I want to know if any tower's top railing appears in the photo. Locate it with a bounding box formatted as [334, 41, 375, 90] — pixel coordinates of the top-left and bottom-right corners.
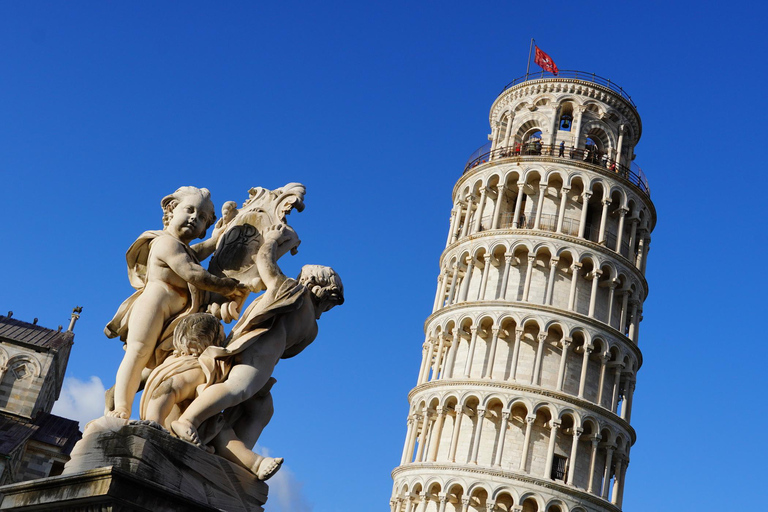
[500, 70, 636, 108]
[463, 141, 650, 196]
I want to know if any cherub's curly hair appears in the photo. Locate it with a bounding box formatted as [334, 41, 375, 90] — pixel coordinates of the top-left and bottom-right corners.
[160, 186, 217, 231]
[172, 313, 224, 357]
[297, 265, 344, 306]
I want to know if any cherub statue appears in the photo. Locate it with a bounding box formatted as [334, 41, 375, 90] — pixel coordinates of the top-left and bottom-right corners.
[104, 186, 246, 419]
[170, 224, 344, 456]
[140, 312, 225, 429]
[138, 312, 284, 480]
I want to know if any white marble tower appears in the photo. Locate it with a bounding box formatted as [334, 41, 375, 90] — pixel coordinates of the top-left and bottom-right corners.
[391, 71, 655, 512]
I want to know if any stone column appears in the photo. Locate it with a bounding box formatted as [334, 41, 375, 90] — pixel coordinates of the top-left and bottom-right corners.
[627, 301, 639, 341]
[444, 333, 460, 379]
[478, 254, 492, 300]
[436, 494, 448, 512]
[596, 353, 610, 407]
[635, 235, 646, 269]
[617, 458, 629, 506]
[414, 412, 431, 462]
[491, 185, 505, 229]
[577, 191, 592, 239]
[641, 239, 651, 274]
[449, 204, 461, 245]
[601, 445, 616, 499]
[587, 436, 601, 493]
[622, 379, 636, 421]
[417, 493, 428, 512]
[556, 337, 572, 391]
[533, 184, 547, 230]
[432, 335, 447, 380]
[615, 208, 628, 253]
[493, 411, 510, 467]
[499, 254, 513, 299]
[448, 406, 464, 462]
[404, 496, 415, 512]
[543, 420, 561, 479]
[567, 427, 583, 485]
[509, 328, 524, 381]
[446, 263, 460, 305]
[511, 182, 525, 228]
[463, 327, 479, 378]
[390, 499, 398, 512]
[610, 366, 624, 413]
[460, 195, 474, 238]
[519, 415, 536, 472]
[485, 328, 500, 379]
[474, 187, 488, 232]
[567, 263, 582, 311]
[587, 269, 603, 318]
[627, 217, 639, 261]
[470, 407, 486, 464]
[485, 500, 496, 512]
[578, 344, 594, 399]
[416, 340, 431, 384]
[531, 332, 548, 386]
[615, 124, 625, 168]
[597, 199, 611, 244]
[427, 407, 446, 462]
[606, 281, 617, 327]
[503, 113, 514, 147]
[401, 415, 416, 464]
[572, 105, 586, 148]
[446, 205, 458, 245]
[459, 256, 475, 303]
[460, 497, 470, 512]
[521, 255, 536, 302]
[556, 186, 570, 233]
[433, 270, 448, 312]
[544, 257, 559, 305]
[619, 291, 630, 333]
[611, 457, 625, 504]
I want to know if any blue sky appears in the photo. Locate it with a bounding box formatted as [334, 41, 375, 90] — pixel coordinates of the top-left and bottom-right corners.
[1, 2, 766, 511]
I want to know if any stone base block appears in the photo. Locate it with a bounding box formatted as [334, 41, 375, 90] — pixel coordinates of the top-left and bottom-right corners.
[0, 417, 268, 511]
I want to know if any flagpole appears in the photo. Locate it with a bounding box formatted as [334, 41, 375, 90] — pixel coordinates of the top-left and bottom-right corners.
[525, 38, 534, 80]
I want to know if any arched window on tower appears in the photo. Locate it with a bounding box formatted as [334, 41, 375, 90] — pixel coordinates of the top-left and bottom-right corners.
[559, 103, 573, 131]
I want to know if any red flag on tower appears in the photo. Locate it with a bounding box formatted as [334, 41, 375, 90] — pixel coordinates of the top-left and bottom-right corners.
[534, 45, 558, 75]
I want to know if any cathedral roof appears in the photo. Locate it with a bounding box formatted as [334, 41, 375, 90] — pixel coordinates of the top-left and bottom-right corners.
[0, 413, 81, 456]
[0, 315, 74, 351]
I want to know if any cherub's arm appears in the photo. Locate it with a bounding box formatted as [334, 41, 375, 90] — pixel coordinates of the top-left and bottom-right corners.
[156, 236, 241, 296]
[256, 225, 299, 291]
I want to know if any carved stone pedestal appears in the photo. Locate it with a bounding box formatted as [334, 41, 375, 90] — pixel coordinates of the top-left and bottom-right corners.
[0, 417, 268, 511]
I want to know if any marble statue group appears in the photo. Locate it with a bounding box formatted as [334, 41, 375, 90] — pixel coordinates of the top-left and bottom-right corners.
[102, 183, 344, 481]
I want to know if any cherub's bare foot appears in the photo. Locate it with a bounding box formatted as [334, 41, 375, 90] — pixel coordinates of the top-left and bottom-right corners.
[171, 419, 202, 446]
[253, 456, 283, 481]
[107, 407, 130, 419]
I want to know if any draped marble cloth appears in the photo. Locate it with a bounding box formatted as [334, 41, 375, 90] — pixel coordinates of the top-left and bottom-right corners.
[103, 230, 211, 369]
[195, 276, 308, 444]
[137, 275, 307, 441]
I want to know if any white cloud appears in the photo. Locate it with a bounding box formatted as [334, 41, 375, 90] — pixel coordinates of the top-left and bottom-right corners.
[256, 445, 312, 512]
[52, 376, 106, 428]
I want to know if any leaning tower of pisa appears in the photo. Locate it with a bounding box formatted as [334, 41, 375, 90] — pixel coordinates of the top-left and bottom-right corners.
[390, 71, 655, 512]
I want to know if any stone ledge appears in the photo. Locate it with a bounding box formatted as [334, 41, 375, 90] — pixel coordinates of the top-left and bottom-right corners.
[0, 417, 267, 511]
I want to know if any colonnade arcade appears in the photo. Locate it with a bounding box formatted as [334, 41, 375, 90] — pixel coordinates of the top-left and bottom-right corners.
[446, 167, 652, 270]
[414, 314, 638, 418]
[393, 392, 630, 511]
[434, 242, 645, 342]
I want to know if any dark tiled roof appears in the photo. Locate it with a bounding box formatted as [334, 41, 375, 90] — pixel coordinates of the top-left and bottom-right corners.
[0, 415, 35, 454]
[30, 413, 81, 454]
[0, 316, 73, 351]
[0, 413, 81, 456]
